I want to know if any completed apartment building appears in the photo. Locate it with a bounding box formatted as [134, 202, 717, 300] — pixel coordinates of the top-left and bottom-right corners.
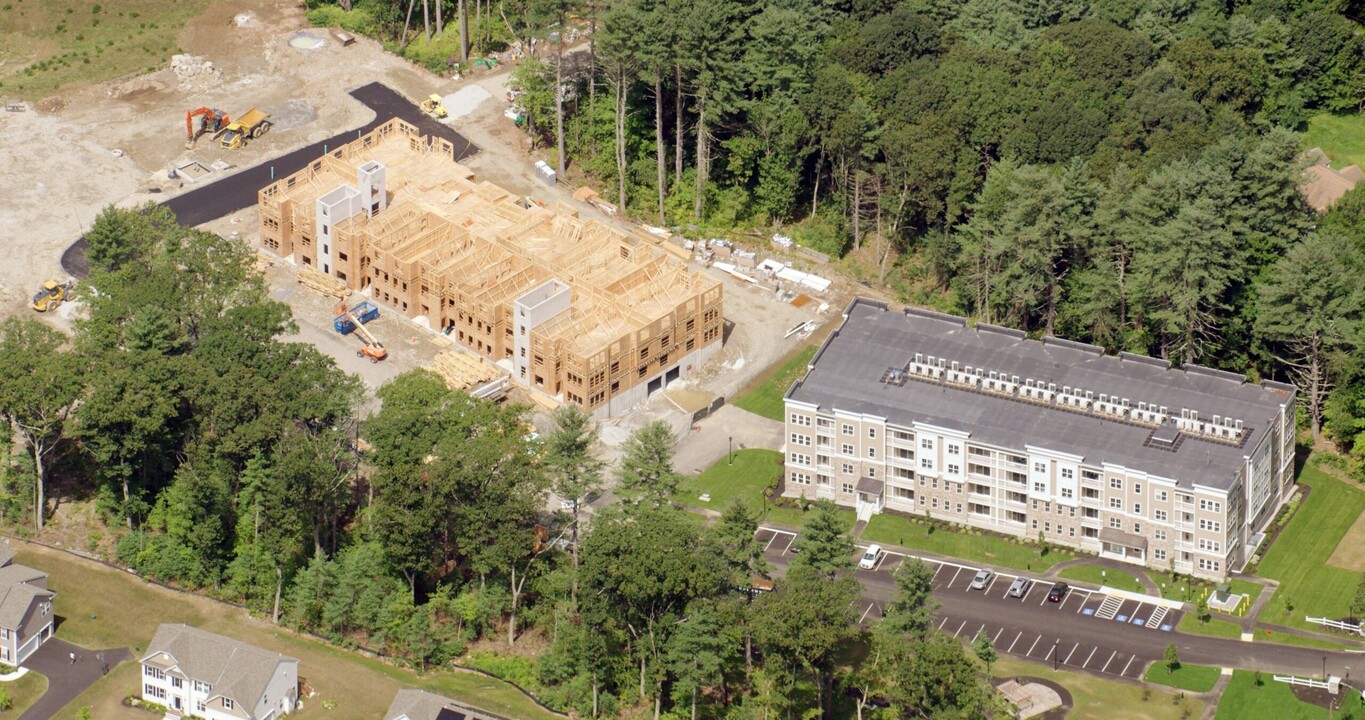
[782, 299, 1296, 581]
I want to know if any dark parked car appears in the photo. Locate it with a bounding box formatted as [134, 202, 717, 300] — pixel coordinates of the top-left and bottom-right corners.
[1047, 582, 1070, 602]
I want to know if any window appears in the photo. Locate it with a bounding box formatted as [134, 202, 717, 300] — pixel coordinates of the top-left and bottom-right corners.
[1133, 523, 1141, 533]
[842, 423, 855, 436]
[947, 463, 960, 474]
[921, 458, 932, 469]
[144, 685, 167, 700]
[1198, 558, 1221, 572]
[841, 443, 855, 456]
[922, 438, 934, 450]
[948, 444, 960, 455]
[1155, 509, 1168, 522]
[1060, 488, 1074, 499]
[1034, 462, 1047, 473]
[1034, 482, 1046, 494]
[1045, 522, 1052, 533]
[223, 698, 235, 710]
[1133, 483, 1142, 495]
[0, 629, 7, 640]
[868, 447, 877, 459]
[932, 479, 939, 489]
[197, 701, 206, 713]
[868, 427, 877, 439]
[789, 453, 811, 466]
[1155, 529, 1167, 541]
[932, 498, 939, 509]
[1109, 478, 1123, 490]
[1031, 519, 1038, 529]
[1109, 518, 1122, 529]
[1157, 490, 1168, 502]
[1061, 468, 1074, 480]
[1199, 519, 1222, 532]
[841, 483, 854, 494]
[818, 475, 832, 486]
[790, 473, 811, 486]
[172, 677, 183, 689]
[790, 414, 811, 427]
[790, 433, 811, 446]
[841, 463, 855, 475]
[1154, 549, 1167, 561]
[1109, 498, 1122, 509]
[867, 467, 877, 478]
[194, 681, 210, 693]
[1200, 499, 1223, 513]
[1199, 539, 1221, 553]
[1069, 527, 1077, 537]
[1133, 503, 1142, 514]
[894, 487, 914, 500]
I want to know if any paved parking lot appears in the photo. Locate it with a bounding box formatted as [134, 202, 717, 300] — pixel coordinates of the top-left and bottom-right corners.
[758, 527, 1180, 681]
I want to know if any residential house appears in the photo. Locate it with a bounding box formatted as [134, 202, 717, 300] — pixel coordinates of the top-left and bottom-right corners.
[782, 298, 1297, 581]
[385, 689, 506, 720]
[0, 544, 54, 666]
[141, 624, 298, 720]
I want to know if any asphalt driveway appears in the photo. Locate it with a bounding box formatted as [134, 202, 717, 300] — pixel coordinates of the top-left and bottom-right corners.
[20, 638, 131, 720]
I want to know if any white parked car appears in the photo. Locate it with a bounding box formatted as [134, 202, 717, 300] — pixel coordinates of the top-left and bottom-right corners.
[858, 544, 884, 570]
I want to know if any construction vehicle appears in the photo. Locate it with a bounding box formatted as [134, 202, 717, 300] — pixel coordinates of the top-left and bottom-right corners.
[185, 107, 229, 149]
[420, 94, 448, 119]
[220, 108, 272, 149]
[333, 301, 387, 362]
[31, 279, 74, 313]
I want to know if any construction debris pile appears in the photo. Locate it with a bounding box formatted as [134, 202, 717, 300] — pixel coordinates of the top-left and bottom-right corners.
[429, 350, 509, 400]
[296, 265, 347, 298]
[170, 54, 221, 91]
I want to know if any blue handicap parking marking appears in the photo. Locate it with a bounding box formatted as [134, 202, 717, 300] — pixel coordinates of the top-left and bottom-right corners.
[1116, 614, 1129, 622]
[1131, 616, 1146, 625]
[1160, 624, 1173, 632]
[1082, 608, 1095, 616]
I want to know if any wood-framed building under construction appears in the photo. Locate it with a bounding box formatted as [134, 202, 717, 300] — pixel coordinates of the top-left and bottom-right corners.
[257, 118, 724, 416]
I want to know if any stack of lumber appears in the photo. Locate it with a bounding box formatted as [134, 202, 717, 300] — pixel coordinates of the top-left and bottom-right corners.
[254, 251, 275, 275]
[429, 350, 501, 391]
[296, 266, 348, 298]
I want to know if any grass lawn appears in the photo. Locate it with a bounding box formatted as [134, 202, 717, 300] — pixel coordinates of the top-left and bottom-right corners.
[677, 449, 855, 530]
[1177, 613, 1244, 640]
[0, 0, 212, 97]
[1058, 564, 1147, 594]
[2, 669, 48, 716]
[12, 542, 562, 720]
[1143, 663, 1221, 693]
[1253, 628, 1364, 651]
[1257, 461, 1365, 631]
[732, 345, 816, 421]
[993, 655, 1203, 720]
[1215, 669, 1365, 720]
[860, 513, 1068, 573]
[1304, 112, 1365, 169]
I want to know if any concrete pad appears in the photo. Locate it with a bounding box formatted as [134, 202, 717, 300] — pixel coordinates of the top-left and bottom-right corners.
[443, 85, 494, 120]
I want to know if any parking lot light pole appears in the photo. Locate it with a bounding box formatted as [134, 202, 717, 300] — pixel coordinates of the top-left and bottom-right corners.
[729, 436, 734, 466]
[1053, 639, 1059, 671]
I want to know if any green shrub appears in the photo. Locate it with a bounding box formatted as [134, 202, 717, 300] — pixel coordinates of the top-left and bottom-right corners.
[464, 652, 540, 692]
[401, 31, 463, 74]
[305, 5, 377, 35]
[0, 686, 12, 712]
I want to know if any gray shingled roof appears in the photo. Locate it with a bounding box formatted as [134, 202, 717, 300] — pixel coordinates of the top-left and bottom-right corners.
[0, 582, 51, 630]
[787, 300, 1294, 490]
[142, 625, 296, 710]
[385, 689, 503, 720]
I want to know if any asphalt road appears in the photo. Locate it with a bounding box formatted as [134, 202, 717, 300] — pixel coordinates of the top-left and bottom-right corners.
[759, 527, 1365, 682]
[60, 82, 478, 278]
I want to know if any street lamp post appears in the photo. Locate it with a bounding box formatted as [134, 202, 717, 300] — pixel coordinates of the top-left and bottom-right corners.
[1324, 655, 1328, 679]
[1053, 639, 1059, 671]
[729, 436, 734, 466]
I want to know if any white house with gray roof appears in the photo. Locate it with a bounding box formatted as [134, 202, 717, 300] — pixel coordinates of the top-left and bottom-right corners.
[141, 624, 298, 720]
[385, 689, 507, 720]
[0, 544, 54, 665]
[782, 298, 1297, 581]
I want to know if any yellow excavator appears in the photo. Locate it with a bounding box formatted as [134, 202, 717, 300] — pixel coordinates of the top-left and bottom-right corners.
[31, 279, 74, 312]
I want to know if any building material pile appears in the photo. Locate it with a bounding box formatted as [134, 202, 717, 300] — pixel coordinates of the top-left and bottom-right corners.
[572, 186, 617, 216]
[429, 351, 509, 400]
[169, 54, 221, 91]
[296, 266, 348, 298]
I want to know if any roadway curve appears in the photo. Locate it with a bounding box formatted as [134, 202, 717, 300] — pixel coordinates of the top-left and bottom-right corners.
[60, 82, 478, 278]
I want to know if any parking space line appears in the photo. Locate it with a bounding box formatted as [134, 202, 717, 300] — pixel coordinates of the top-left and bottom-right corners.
[1044, 641, 1056, 662]
[1121, 655, 1135, 677]
[873, 554, 888, 572]
[947, 567, 962, 588]
[938, 617, 949, 630]
[858, 603, 875, 624]
[761, 533, 777, 552]
[1039, 587, 1050, 606]
[1019, 580, 1036, 602]
[1007, 631, 1022, 653]
[1064, 643, 1078, 665]
[976, 624, 985, 642]
[1026, 635, 1041, 657]
[931, 563, 943, 580]
[992, 627, 1004, 644]
[979, 575, 999, 594]
[781, 534, 797, 556]
[1102, 651, 1117, 673]
[1083, 647, 1097, 668]
[954, 620, 967, 639]
[999, 580, 1013, 599]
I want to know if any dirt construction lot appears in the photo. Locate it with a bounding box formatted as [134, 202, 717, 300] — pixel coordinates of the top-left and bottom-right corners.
[0, 0, 833, 425]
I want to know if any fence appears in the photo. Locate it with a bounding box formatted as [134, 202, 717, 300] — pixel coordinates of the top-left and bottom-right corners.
[1274, 675, 1341, 694]
[1306, 616, 1363, 635]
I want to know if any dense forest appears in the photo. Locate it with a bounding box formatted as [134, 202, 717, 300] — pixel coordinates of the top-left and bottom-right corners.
[2, 0, 1365, 718]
